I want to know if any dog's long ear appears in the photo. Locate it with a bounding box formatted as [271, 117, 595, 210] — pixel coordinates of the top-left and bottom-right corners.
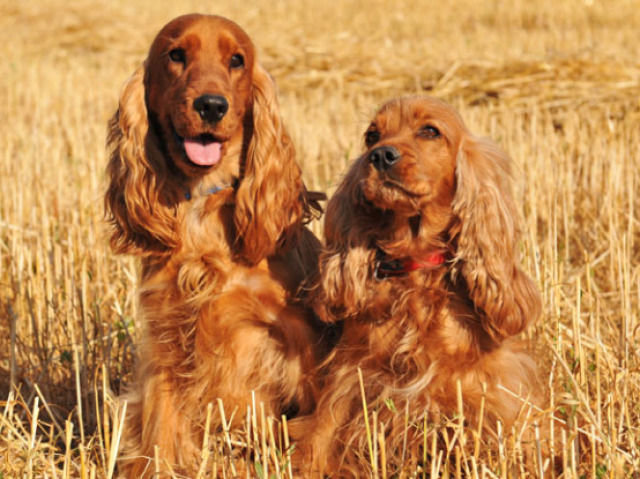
[451, 136, 541, 340]
[314, 164, 377, 323]
[233, 64, 308, 265]
[105, 65, 177, 256]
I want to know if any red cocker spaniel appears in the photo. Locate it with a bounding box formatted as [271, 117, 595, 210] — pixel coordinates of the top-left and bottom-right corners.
[105, 14, 325, 477]
[293, 96, 545, 476]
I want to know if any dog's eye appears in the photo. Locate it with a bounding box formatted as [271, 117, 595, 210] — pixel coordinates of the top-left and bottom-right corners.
[230, 54, 245, 69]
[169, 48, 186, 64]
[365, 129, 380, 147]
[418, 125, 441, 139]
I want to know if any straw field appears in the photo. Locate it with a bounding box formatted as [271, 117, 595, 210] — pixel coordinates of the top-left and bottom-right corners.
[1, 0, 639, 477]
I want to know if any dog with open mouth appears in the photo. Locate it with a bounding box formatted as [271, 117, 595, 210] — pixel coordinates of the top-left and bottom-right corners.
[105, 14, 327, 477]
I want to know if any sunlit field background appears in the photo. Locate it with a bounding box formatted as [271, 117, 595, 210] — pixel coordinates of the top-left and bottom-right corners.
[1, 0, 639, 477]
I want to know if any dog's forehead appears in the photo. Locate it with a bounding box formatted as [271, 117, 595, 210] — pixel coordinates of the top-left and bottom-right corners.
[151, 15, 254, 55]
[374, 97, 465, 135]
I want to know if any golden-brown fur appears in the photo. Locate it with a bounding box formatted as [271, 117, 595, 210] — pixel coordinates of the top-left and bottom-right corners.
[105, 14, 325, 477]
[291, 96, 544, 477]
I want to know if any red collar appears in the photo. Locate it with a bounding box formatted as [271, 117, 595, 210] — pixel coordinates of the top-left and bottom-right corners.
[374, 248, 447, 280]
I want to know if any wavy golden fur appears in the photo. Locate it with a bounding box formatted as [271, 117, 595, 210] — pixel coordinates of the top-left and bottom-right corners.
[291, 96, 545, 477]
[105, 14, 325, 477]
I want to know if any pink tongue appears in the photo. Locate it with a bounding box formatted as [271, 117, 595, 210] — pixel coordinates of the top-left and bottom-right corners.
[183, 139, 222, 166]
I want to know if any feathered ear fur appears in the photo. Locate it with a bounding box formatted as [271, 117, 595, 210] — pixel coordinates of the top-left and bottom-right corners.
[105, 65, 177, 256]
[451, 136, 541, 340]
[233, 64, 307, 265]
[314, 165, 378, 322]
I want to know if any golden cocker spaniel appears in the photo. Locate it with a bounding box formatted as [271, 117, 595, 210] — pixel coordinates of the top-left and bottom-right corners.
[105, 14, 326, 477]
[293, 96, 545, 477]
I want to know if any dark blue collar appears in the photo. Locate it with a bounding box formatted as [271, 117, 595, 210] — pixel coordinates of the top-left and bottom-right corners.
[185, 179, 238, 201]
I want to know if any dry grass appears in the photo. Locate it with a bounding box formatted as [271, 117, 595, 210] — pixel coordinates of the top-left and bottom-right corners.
[1, 0, 639, 477]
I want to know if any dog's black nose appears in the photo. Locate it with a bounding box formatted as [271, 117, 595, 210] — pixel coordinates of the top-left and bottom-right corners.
[369, 145, 400, 171]
[193, 95, 229, 123]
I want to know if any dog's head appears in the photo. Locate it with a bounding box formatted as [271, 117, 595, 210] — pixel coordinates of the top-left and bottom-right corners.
[144, 14, 254, 177]
[106, 15, 312, 263]
[320, 97, 541, 340]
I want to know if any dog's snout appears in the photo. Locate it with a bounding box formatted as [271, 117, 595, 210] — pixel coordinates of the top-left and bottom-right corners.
[193, 95, 229, 123]
[369, 146, 401, 172]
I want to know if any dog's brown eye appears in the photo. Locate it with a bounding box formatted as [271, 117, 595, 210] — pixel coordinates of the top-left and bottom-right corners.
[419, 125, 441, 139]
[230, 54, 245, 69]
[365, 129, 380, 147]
[169, 48, 186, 64]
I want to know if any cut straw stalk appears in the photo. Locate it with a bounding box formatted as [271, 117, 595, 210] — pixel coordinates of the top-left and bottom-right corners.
[357, 367, 375, 473]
